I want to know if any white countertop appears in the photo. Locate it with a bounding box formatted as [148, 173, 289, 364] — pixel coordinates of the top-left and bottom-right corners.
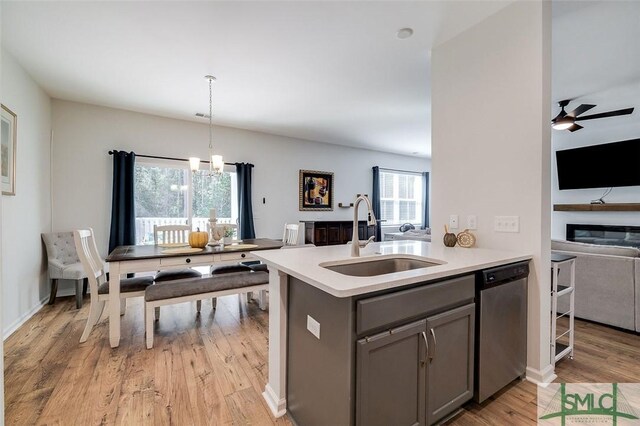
[252, 241, 532, 297]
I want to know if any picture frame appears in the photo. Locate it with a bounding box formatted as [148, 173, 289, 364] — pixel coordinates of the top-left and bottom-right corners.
[299, 169, 334, 211]
[1, 104, 17, 196]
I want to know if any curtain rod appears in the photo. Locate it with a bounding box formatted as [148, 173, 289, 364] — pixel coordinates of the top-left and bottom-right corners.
[107, 151, 244, 167]
[379, 167, 426, 175]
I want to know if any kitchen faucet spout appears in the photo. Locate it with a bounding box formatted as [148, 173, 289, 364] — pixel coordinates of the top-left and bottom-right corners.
[351, 195, 376, 257]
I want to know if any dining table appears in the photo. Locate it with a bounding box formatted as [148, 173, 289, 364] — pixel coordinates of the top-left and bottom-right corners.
[105, 238, 284, 348]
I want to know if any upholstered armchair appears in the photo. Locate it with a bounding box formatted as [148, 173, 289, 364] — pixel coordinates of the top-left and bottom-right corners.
[42, 232, 89, 308]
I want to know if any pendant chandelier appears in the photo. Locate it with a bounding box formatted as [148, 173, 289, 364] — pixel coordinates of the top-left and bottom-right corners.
[189, 75, 224, 174]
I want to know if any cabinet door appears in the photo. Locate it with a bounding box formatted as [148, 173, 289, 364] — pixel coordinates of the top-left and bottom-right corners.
[358, 224, 366, 240]
[356, 320, 427, 426]
[341, 224, 354, 244]
[367, 225, 376, 240]
[328, 225, 342, 245]
[314, 226, 328, 246]
[426, 304, 475, 425]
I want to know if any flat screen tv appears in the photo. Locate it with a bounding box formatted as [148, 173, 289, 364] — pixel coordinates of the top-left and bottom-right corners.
[556, 138, 640, 190]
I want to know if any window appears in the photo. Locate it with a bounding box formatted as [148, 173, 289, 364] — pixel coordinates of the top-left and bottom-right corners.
[134, 158, 237, 244]
[379, 171, 424, 226]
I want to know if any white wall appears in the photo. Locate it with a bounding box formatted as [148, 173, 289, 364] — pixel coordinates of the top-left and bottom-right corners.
[431, 2, 553, 382]
[551, 2, 640, 238]
[0, 5, 6, 419]
[51, 99, 429, 257]
[1, 49, 52, 338]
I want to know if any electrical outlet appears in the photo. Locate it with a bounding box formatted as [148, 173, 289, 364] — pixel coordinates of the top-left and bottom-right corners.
[307, 315, 320, 339]
[449, 214, 459, 229]
[494, 216, 520, 233]
[467, 215, 477, 230]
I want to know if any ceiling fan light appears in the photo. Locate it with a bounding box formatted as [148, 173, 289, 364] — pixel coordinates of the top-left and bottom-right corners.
[552, 117, 574, 130]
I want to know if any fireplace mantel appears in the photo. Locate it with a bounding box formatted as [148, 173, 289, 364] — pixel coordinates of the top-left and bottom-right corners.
[554, 203, 640, 212]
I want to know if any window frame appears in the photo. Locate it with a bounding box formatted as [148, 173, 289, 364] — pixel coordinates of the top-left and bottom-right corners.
[134, 157, 237, 239]
[379, 170, 425, 227]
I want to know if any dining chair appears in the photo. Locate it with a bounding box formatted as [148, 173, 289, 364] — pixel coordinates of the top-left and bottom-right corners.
[42, 232, 89, 309]
[73, 228, 154, 343]
[241, 223, 301, 304]
[152, 224, 204, 313]
[152, 224, 203, 283]
[153, 224, 190, 245]
[282, 223, 300, 246]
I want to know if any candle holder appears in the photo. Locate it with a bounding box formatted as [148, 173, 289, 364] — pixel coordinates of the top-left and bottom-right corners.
[207, 219, 223, 246]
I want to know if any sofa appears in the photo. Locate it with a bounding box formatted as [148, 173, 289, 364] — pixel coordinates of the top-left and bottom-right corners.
[384, 228, 432, 242]
[552, 239, 640, 332]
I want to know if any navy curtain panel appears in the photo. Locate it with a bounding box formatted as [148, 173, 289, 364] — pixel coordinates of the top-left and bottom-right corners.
[372, 166, 382, 242]
[236, 163, 256, 239]
[422, 172, 430, 229]
[109, 151, 136, 253]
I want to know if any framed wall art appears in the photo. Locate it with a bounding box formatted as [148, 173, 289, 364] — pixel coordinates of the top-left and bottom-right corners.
[1, 104, 17, 196]
[299, 170, 334, 211]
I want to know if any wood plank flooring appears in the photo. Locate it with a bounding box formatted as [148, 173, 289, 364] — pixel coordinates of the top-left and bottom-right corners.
[449, 318, 640, 425]
[5, 296, 640, 425]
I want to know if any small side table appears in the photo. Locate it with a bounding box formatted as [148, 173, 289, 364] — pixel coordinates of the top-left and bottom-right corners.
[550, 253, 576, 366]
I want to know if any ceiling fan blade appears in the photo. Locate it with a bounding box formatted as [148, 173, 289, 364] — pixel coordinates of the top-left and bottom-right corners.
[576, 107, 634, 121]
[568, 123, 583, 132]
[567, 104, 596, 118]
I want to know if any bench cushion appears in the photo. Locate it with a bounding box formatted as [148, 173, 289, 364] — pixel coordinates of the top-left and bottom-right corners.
[248, 263, 269, 272]
[154, 268, 202, 282]
[98, 276, 154, 294]
[145, 271, 269, 302]
[210, 264, 252, 274]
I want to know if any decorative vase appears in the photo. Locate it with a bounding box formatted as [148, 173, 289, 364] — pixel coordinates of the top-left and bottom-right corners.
[443, 225, 457, 247]
[456, 229, 476, 248]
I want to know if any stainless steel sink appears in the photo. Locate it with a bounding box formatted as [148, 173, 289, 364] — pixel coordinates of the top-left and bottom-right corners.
[322, 256, 442, 277]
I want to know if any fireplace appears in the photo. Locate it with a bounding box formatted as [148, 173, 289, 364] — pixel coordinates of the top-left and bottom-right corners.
[567, 224, 640, 248]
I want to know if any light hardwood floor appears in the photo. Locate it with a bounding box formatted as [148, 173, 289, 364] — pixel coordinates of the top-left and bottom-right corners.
[5, 295, 640, 425]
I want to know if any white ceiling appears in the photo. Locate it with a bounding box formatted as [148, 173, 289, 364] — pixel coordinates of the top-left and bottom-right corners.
[552, 1, 640, 116]
[2, 1, 513, 158]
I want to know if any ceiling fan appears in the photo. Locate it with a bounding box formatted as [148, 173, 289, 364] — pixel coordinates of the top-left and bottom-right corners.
[551, 100, 634, 132]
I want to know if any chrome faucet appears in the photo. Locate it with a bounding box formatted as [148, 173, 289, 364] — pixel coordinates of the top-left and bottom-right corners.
[351, 194, 377, 257]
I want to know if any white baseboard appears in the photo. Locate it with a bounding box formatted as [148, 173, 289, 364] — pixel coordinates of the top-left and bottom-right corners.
[526, 364, 556, 385]
[3, 296, 48, 340]
[263, 384, 287, 418]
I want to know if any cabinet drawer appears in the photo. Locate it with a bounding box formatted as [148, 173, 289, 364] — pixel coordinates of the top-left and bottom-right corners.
[159, 254, 214, 267]
[356, 275, 474, 336]
[215, 252, 255, 262]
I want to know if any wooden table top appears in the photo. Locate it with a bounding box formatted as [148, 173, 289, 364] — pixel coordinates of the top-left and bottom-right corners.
[106, 238, 284, 262]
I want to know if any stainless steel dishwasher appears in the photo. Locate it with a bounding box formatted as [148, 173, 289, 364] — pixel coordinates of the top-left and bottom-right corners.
[474, 261, 529, 403]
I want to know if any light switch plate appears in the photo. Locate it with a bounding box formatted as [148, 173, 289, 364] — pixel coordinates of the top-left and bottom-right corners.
[307, 315, 320, 339]
[494, 216, 519, 233]
[467, 215, 477, 230]
[449, 214, 459, 229]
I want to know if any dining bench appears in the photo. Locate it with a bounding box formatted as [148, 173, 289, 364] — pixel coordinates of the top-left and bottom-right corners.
[144, 270, 269, 349]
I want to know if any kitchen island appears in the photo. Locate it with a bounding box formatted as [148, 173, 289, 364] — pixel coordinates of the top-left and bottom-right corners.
[252, 240, 532, 425]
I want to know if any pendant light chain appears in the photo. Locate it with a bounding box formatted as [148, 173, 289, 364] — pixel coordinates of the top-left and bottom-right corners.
[189, 75, 223, 175]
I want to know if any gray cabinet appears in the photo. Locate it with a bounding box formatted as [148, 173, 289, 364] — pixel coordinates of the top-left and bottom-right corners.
[356, 319, 427, 426]
[425, 304, 475, 425]
[355, 304, 475, 426]
[287, 274, 476, 426]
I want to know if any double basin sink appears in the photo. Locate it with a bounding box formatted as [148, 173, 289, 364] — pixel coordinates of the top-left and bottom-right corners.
[321, 255, 445, 277]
